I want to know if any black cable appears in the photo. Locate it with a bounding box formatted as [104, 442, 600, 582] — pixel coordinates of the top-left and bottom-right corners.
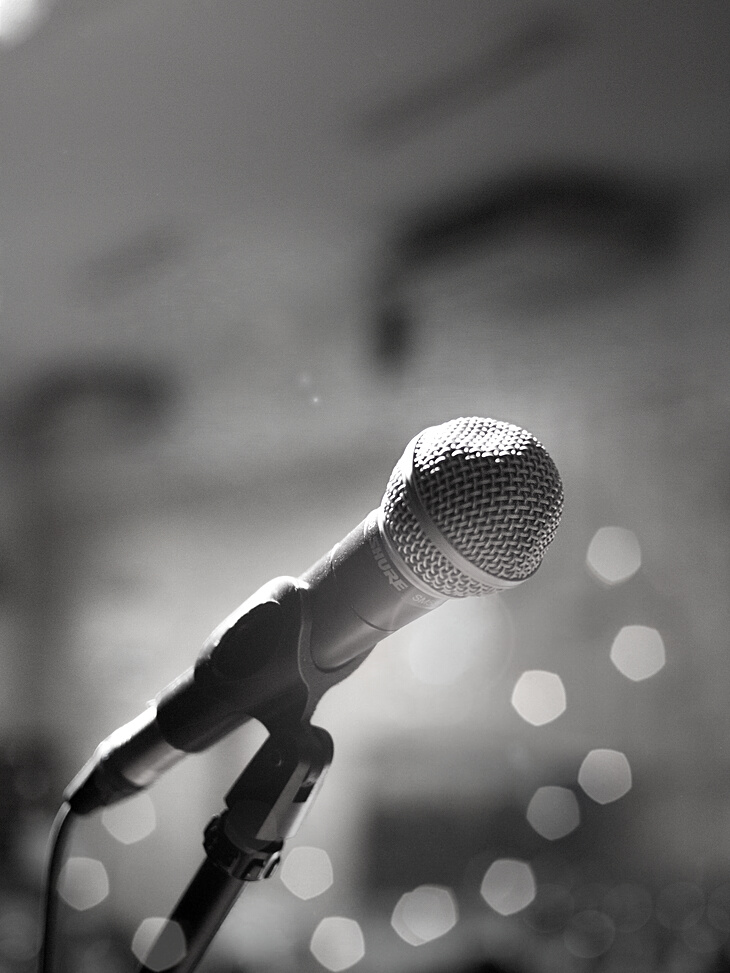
[38, 801, 76, 973]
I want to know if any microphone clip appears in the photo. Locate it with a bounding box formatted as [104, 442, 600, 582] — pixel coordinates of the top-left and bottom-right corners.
[135, 722, 334, 973]
[205, 722, 334, 882]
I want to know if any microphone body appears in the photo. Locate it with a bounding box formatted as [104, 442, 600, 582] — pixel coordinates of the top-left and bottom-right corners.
[65, 417, 563, 814]
[66, 511, 440, 814]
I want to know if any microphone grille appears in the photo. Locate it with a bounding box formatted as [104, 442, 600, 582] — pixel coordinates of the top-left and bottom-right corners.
[381, 417, 564, 597]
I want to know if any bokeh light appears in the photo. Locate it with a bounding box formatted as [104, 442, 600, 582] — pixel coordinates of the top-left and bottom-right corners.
[77, 939, 132, 972]
[0, 0, 50, 47]
[683, 921, 726, 955]
[131, 918, 187, 972]
[0, 902, 39, 962]
[603, 883, 653, 932]
[523, 883, 574, 934]
[586, 527, 641, 585]
[526, 785, 580, 840]
[280, 846, 334, 900]
[656, 881, 705, 930]
[610, 625, 666, 681]
[57, 857, 109, 911]
[511, 670, 566, 726]
[480, 859, 536, 916]
[564, 909, 616, 959]
[404, 597, 507, 688]
[310, 917, 365, 972]
[101, 792, 157, 844]
[391, 885, 458, 945]
[578, 749, 632, 804]
[407, 632, 474, 685]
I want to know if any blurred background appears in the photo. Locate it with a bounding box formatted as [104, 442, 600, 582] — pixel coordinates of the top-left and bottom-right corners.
[0, 1, 729, 971]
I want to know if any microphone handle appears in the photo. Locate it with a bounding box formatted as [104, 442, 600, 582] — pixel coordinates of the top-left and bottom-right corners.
[303, 510, 444, 670]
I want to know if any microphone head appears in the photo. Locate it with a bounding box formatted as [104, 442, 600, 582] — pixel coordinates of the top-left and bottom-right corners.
[380, 416, 564, 598]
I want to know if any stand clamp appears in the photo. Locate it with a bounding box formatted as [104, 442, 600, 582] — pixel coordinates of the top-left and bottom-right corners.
[136, 722, 334, 973]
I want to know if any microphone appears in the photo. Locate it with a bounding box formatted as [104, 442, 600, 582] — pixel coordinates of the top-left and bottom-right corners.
[65, 416, 563, 814]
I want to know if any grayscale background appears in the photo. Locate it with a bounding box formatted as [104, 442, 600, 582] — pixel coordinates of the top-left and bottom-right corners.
[0, 2, 728, 971]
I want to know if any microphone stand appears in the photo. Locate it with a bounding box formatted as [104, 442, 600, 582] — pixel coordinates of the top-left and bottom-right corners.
[135, 722, 333, 973]
[130, 575, 374, 973]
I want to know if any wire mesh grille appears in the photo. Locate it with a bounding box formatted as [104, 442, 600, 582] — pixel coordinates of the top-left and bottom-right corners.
[381, 417, 564, 597]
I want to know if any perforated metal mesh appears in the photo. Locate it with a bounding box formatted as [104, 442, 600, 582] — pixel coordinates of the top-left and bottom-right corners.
[381, 417, 564, 597]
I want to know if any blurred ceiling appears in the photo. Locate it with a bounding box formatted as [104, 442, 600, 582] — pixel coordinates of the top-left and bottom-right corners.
[0, 0, 728, 481]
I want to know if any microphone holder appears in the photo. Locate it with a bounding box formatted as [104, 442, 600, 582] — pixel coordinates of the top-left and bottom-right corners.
[135, 721, 334, 973]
